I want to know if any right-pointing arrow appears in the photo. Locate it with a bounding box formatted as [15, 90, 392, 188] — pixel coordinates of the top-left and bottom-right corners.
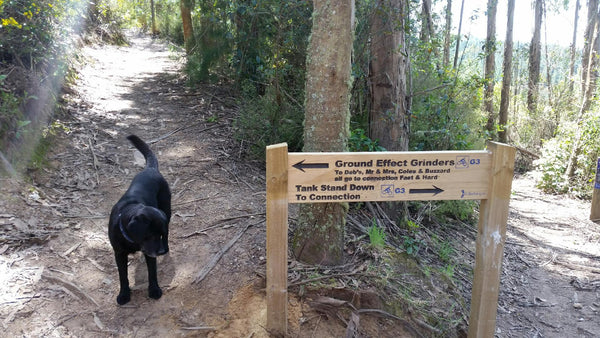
[409, 185, 444, 196]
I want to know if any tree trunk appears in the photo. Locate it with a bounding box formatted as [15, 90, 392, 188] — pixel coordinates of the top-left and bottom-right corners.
[369, 0, 409, 221]
[566, 1, 600, 181]
[527, 0, 543, 115]
[483, 0, 497, 134]
[420, 0, 435, 44]
[581, 0, 599, 96]
[150, 0, 158, 35]
[293, 0, 355, 266]
[443, 0, 453, 68]
[180, 0, 195, 54]
[498, 0, 515, 143]
[453, 0, 466, 69]
[369, 0, 409, 151]
[568, 0, 581, 94]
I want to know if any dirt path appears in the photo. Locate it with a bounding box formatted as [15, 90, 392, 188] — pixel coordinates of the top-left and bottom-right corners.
[497, 174, 600, 337]
[1, 34, 599, 337]
[1, 33, 273, 337]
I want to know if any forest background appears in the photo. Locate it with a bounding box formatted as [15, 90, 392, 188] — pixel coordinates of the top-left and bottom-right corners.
[1, 0, 600, 335]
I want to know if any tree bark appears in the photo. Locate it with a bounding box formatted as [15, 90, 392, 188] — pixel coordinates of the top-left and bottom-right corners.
[180, 0, 195, 54]
[453, 0, 466, 69]
[581, 0, 599, 96]
[498, 0, 515, 143]
[420, 0, 435, 44]
[566, 2, 600, 180]
[443, 0, 453, 68]
[527, 0, 543, 115]
[150, 0, 158, 35]
[369, 0, 409, 221]
[483, 0, 498, 134]
[568, 0, 581, 94]
[369, 0, 409, 151]
[293, 0, 355, 266]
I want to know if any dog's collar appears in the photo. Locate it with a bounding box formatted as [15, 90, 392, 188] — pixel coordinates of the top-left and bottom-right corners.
[118, 213, 135, 244]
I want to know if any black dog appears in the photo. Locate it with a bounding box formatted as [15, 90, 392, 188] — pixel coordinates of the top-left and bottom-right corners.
[108, 135, 171, 305]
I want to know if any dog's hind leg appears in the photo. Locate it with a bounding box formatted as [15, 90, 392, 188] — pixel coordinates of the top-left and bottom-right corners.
[145, 255, 163, 300]
[115, 251, 131, 305]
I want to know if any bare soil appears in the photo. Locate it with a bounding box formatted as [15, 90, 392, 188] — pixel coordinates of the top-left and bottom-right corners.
[1, 34, 599, 337]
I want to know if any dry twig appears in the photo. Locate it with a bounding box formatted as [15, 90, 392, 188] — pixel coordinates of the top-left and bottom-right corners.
[193, 219, 262, 284]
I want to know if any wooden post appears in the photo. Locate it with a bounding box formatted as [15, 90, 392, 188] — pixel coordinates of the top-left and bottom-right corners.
[591, 158, 600, 222]
[266, 143, 289, 336]
[468, 142, 515, 338]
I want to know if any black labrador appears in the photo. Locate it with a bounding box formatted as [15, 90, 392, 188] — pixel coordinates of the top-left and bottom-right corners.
[108, 135, 171, 305]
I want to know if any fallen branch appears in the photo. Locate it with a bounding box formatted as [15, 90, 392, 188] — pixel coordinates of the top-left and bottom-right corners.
[192, 219, 262, 284]
[172, 196, 209, 207]
[512, 145, 540, 159]
[180, 212, 265, 238]
[180, 326, 217, 331]
[148, 124, 224, 144]
[42, 272, 99, 307]
[88, 137, 100, 185]
[288, 272, 374, 288]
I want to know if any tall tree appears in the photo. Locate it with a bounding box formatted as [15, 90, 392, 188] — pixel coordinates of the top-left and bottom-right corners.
[150, 0, 158, 35]
[498, 0, 515, 143]
[180, 0, 195, 53]
[568, 0, 581, 94]
[527, 0, 543, 115]
[370, 0, 409, 151]
[566, 0, 600, 180]
[483, 0, 498, 134]
[443, 0, 453, 68]
[420, 0, 435, 44]
[293, 0, 355, 265]
[453, 0, 466, 69]
[580, 0, 599, 96]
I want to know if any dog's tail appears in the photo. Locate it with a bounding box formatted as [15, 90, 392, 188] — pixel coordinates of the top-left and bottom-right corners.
[127, 135, 159, 169]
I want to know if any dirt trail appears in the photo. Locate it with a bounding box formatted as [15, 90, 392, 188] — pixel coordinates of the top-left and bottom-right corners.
[1, 33, 272, 337]
[496, 174, 600, 337]
[0, 34, 599, 337]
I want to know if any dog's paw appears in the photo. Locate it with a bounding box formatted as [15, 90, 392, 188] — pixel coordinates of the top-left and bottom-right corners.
[148, 286, 162, 300]
[117, 288, 131, 305]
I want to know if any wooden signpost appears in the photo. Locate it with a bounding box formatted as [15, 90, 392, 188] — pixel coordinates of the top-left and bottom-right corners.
[266, 142, 516, 337]
[591, 158, 600, 222]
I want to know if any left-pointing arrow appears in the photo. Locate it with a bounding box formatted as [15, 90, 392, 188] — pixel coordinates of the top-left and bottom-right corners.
[409, 185, 444, 195]
[293, 160, 329, 172]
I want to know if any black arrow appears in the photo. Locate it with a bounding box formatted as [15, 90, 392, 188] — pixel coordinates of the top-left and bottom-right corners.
[293, 160, 329, 172]
[409, 185, 444, 195]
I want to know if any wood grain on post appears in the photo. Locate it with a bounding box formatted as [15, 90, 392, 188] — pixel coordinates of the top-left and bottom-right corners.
[265, 143, 289, 336]
[590, 158, 600, 222]
[468, 141, 516, 338]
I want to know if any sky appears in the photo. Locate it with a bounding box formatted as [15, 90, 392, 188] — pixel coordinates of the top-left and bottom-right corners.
[445, 0, 586, 48]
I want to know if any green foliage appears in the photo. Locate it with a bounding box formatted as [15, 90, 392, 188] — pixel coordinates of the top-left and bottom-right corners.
[434, 236, 455, 263]
[536, 108, 600, 198]
[233, 80, 304, 158]
[402, 235, 423, 256]
[0, 77, 24, 149]
[439, 264, 455, 280]
[433, 200, 477, 222]
[0, 0, 86, 70]
[348, 128, 386, 152]
[535, 137, 571, 194]
[367, 219, 386, 249]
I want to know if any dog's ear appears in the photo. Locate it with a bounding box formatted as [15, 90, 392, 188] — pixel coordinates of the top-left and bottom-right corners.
[127, 215, 147, 242]
[155, 209, 168, 225]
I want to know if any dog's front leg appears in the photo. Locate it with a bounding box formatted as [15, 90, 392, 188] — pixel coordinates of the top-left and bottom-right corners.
[145, 255, 163, 300]
[115, 251, 131, 305]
